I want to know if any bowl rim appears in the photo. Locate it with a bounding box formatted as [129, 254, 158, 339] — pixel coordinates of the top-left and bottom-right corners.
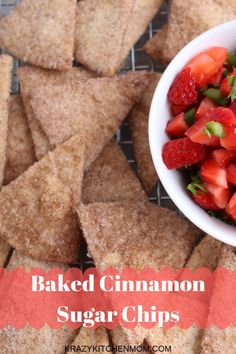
[149, 20, 236, 245]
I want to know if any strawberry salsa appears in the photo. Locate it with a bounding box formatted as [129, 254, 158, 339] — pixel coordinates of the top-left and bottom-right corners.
[162, 47, 236, 225]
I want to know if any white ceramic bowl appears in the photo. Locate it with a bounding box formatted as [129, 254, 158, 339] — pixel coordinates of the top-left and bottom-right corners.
[149, 20, 236, 246]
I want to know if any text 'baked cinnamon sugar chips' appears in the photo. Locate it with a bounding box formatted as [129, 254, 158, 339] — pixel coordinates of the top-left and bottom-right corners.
[75, 0, 163, 76]
[0, 135, 85, 263]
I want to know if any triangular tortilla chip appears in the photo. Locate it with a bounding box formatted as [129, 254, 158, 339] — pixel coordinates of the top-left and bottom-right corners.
[78, 201, 202, 344]
[185, 235, 222, 271]
[144, 0, 235, 63]
[4, 95, 35, 184]
[29, 71, 150, 166]
[0, 251, 78, 354]
[0, 55, 13, 267]
[78, 201, 202, 271]
[200, 245, 236, 354]
[129, 72, 161, 193]
[146, 236, 222, 353]
[75, 0, 162, 76]
[70, 327, 110, 351]
[18, 66, 94, 160]
[82, 140, 146, 203]
[143, 23, 168, 63]
[0, 55, 12, 185]
[0, 0, 77, 70]
[0, 134, 85, 263]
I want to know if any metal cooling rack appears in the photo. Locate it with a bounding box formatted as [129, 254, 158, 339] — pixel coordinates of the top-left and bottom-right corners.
[0, 0, 178, 270]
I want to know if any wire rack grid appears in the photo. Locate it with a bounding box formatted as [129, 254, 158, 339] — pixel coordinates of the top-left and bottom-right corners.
[0, 0, 178, 270]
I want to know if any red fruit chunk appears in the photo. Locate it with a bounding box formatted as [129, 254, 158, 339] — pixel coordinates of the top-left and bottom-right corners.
[171, 104, 186, 115]
[162, 137, 206, 169]
[166, 113, 189, 138]
[186, 53, 218, 87]
[205, 47, 227, 66]
[186, 107, 236, 146]
[220, 68, 236, 97]
[204, 183, 231, 209]
[207, 107, 236, 126]
[192, 190, 220, 211]
[220, 76, 232, 97]
[201, 158, 228, 188]
[168, 68, 199, 107]
[195, 97, 216, 121]
[229, 100, 236, 115]
[225, 192, 236, 222]
[186, 114, 220, 146]
[212, 149, 236, 168]
[220, 126, 236, 151]
[208, 66, 223, 85]
[186, 47, 227, 87]
[227, 164, 236, 185]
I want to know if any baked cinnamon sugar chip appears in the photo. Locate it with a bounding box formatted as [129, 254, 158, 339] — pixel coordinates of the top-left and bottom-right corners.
[0, 0, 77, 70]
[82, 140, 146, 203]
[18, 66, 94, 160]
[0, 55, 13, 267]
[78, 202, 202, 271]
[4, 95, 35, 184]
[0, 135, 86, 263]
[0, 55, 12, 185]
[129, 72, 161, 193]
[144, 0, 235, 63]
[75, 0, 163, 76]
[146, 236, 222, 353]
[71, 327, 110, 351]
[200, 245, 236, 354]
[29, 71, 150, 166]
[0, 251, 78, 354]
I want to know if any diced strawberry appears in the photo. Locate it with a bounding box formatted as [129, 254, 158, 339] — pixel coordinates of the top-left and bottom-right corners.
[168, 68, 199, 107]
[204, 183, 231, 209]
[185, 114, 220, 146]
[186, 107, 236, 146]
[208, 66, 223, 85]
[195, 97, 217, 121]
[229, 100, 236, 115]
[225, 192, 236, 222]
[220, 68, 236, 97]
[220, 76, 232, 97]
[186, 47, 227, 87]
[212, 149, 236, 168]
[206, 107, 236, 126]
[192, 190, 220, 211]
[227, 164, 236, 185]
[201, 158, 228, 188]
[162, 137, 206, 169]
[166, 113, 189, 137]
[171, 104, 186, 115]
[205, 47, 227, 66]
[186, 53, 218, 87]
[220, 126, 236, 151]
